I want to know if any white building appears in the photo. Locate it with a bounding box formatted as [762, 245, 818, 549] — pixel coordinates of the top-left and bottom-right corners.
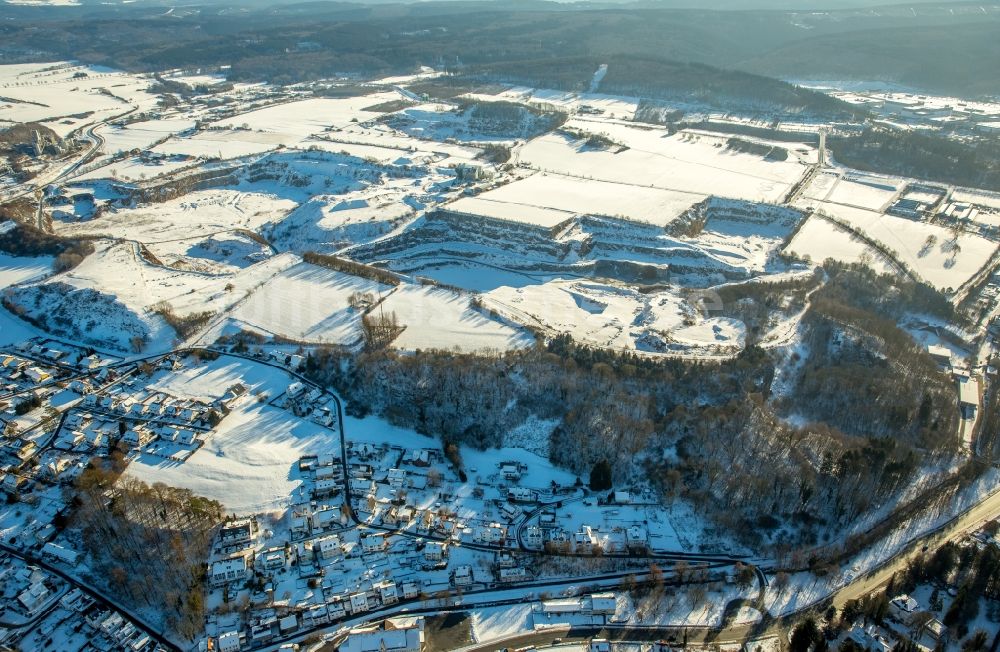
[474, 523, 505, 544]
[316, 535, 342, 560]
[424, 541, 447, 562]
[42, 542, 80, 565]
[350, 592, 370, 614]
[453, 565, 474, 587]
[121, 428, 153, 449]
[341, 616, 424, 652]
[927, 345, 952, 366]
[18, 581, 51, 616]
[508, 487, 536, 503]
[361, 534, 385, 553]
[217, 631, 241, 652]
[210, 557, 249, 587]
[387, 468, 408, 488]
[261, 548, 286, 570]
[375, 579, 398, 605]
[524, 527, 544, 548]
[500, 463, 522, 481]
[219, 518, 256, 548]
[590, 593, 617, 615]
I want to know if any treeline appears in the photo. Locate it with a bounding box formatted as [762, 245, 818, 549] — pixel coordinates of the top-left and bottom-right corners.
[153, 302, 215, 341]
[829, 128, 1000, 192]
[726, 137, 788, 161]
[302, 251, 401, 286]
[462, 100, 567, 139]
[0, 217, 95, 272]
[71, 460, 223, 639]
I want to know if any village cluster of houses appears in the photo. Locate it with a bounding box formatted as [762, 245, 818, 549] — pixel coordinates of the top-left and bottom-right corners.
[202, 515, 429, 648]
[0, 553, 164, 652]
[284, 381, 337, 428]
[847, 593, 947, 652]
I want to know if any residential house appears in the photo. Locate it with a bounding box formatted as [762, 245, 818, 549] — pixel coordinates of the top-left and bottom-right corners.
[375, 579, 398, 605]
[499, 462, 522, 481]
[219, 518, 257, 549]
[315, 536, 342, 561]
[574, 526, 599, 553]
[311, 507, 340, 531]
[387, 468, 408, 489]
[260, 547, 287, 570]
[349, 592, 370, 614]
[508, 487, 537, 503]
[453, 565, 474, 587]
[18, 581, 51, 616]
[524, 527, 544, 548]
[361, 534, 386, 554]
[424, 541, 447, 562]
[474, 523, 506, 545]
[890, 594, 921, 625]
[121, 429, 153, 449]
[341, 616, 424, 652]
[327, 598, 347, 620]
[217, 631, 241, 652]
[313, 478, 340, 498]
[401, 582, 420, 600]
[210, 557, 249, 587]
[626, 525, 649, 552]
[24, 367, 51, 384]
[498, 567, 528, 583]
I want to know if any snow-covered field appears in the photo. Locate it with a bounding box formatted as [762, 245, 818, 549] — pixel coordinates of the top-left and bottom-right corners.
[952, 189, 1000, 211]
[75, 156, 196, 183]
[144, 231, 273, 275]
[0, 253, 52, 288]
[795, 201, 998, 291]
[445, 196, 573, 229]
[97, 118, 197, 155]
[268, 181, 419, 253]
[212, 94, 402, 142]
[450, 173, 704, 227]
[519, 122, 807, 205]
[378, 284, 534, 352]
[0, 62, 159, 135]
[784, 215, 896, 274]
[324, 122, 482, 164]
[484, 280, 744, 354]
[231, 262, 390, 345]
[153, 129, 286, 159]
[9, 242, 311, 351]
[802, 171, 902, 212]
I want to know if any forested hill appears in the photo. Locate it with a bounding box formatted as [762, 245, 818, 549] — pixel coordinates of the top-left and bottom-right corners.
[459, 56, 860, 116]
[0, 1, 997, 98]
